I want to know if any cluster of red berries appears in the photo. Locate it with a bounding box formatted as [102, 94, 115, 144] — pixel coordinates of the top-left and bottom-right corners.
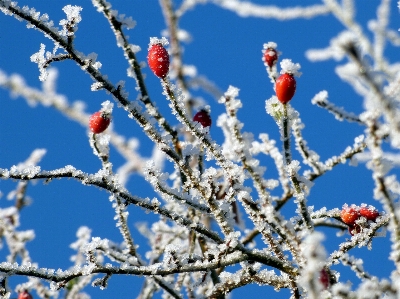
[92, 42, 208, 135]
[263, 44, 296, 105]
[340, 204, 380, 235]
[89, 111, 111, 134]
[146, 39, 296, 127]
[18, 290, 33, 299]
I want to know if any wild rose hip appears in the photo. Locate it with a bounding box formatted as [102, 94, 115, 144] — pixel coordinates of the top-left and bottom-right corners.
[348, 224, 361, 236]
[263, 48, 278, 68]
[340, 206, 359, 225]
[319, 269, 330, 289]
[275, 73, 296, 104]
[359, 206, 379, 221]
[89, 111, 111, 134]
[193, 110, 212, 128]
[18, 291, 33, 299]
[147, 43, 169, 78]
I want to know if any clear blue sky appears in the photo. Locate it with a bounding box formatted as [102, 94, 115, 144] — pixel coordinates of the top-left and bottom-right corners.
[0, 1, 399, 298]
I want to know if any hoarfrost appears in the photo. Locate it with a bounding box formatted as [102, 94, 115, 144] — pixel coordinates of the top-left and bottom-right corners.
[30, 43, 49, 81]
[91, 82, 104, 91]
[62, 5, 82, 24]
[148, 36, 169, 48]
[280, 59, 301, 76]
[263, 41, 277, 50]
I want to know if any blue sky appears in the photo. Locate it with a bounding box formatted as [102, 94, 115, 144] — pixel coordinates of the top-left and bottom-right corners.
[0, 0, 399, 298]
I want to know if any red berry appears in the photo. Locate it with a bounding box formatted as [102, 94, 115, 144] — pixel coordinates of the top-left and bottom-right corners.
[319, 269, 330, 289]
[18, 291, 33, 299]
[275, 73, 296, 104]
[89, 111, 111, 134]
[359, 206, 379, 222]
[147, 44, 169, 78]
[348, 224, 361, 236]
[263, 48, 278, 68]
[340, 206, 359, 225]
[193, 110, 212, 128]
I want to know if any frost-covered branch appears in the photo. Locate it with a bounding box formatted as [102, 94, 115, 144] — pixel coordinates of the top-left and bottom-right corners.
[0, 69, 164, 181]
[0, 166, 224, 245]
[311, 90, 363, 124]
[1, 0, 400, 297]
[0, 166, 297, 275]
[91, 0, 181, 148]
[210, 0, 330, 20]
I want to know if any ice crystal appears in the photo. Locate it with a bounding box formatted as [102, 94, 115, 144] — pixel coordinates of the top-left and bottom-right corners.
[30, 44, 49, 81]
[91, 82, 104, 91]
[279, 59, 301, 76]
[148, 36, 169, 48]
[263, 41, 277, 50]
[59, 5, 82, 37]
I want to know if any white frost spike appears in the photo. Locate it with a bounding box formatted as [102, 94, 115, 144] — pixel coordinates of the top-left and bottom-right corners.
[62, 5, 82, 23]
[100, 100, 114, 114]
[130, 44, 141, 53]
[148, 36, 169, 49]
[91, 82, 104, 91]
[226, 231, 241, 248]
[311, 90, 328, 104]
[219, 85, 242, 111]
[117, 14, 136, 29]
[70, 226, 92, 265]
[280, 59, 301, 77]
[81, 237, 109, 253]
[263, 41, 277, 50]
[221, 85, 240, 101]
[59, 5, 83, 37]
[30, 43, 49, 81]
[86, 52, 102, 70]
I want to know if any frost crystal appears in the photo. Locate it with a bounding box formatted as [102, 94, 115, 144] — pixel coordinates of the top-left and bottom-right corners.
[148, 36, 169, 49]
[280, 59, 301, 76]
[91, 82, 104, 91]
[30, 44, 49, 81]
[263, 41, 277, 49]
[59, 5, 82, 37]
[101, 100, 114, 114]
